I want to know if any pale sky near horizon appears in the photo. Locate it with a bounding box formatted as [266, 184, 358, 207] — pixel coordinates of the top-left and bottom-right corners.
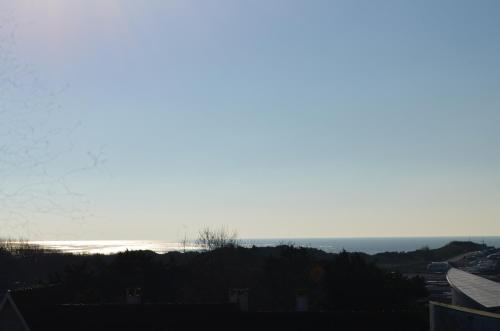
[1, 0, 500, 240]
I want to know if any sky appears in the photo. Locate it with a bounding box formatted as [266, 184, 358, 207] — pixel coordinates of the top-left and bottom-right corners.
[1, 0, 500, 240]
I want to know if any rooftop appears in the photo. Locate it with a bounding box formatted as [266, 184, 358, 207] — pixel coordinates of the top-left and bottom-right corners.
[447, 268, 500, 309]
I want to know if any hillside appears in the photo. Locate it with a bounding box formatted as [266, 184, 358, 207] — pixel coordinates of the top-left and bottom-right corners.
[369, 241, 487, 272]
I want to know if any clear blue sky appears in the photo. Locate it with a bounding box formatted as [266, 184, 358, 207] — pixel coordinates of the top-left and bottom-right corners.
[2, 0, 500, 240]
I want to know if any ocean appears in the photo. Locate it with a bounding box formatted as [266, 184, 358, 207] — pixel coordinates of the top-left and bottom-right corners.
[29, 236, 500, 255]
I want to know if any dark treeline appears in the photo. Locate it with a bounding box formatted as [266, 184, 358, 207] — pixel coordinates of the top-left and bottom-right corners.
[1, 243, 427, 312]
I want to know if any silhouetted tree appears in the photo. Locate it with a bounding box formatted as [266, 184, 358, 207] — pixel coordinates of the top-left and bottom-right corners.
[196, 226, 238, 251]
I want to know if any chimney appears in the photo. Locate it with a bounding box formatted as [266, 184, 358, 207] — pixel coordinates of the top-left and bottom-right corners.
[228, 288, 249, 312]
[295, 289, 308, 312]
[125, 287, 142, 304]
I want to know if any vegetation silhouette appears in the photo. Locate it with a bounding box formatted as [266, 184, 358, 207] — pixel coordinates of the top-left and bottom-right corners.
[195, 226, 238, 251]
[2, 239, 431, 313]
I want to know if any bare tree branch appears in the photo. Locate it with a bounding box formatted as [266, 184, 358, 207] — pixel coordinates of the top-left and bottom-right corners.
[195, 226, 238, 251]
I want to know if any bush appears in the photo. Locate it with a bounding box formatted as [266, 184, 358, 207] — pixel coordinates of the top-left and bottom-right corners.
[195, 226, 238, 251]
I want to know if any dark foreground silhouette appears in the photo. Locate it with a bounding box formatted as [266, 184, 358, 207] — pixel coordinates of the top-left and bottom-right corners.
[0, 241, 482, 330]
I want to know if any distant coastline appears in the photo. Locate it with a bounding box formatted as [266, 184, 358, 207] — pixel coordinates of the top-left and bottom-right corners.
[28, 236, 500, 255]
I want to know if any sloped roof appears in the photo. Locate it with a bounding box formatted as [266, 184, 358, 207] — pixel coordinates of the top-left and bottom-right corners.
[447, 268, 500, 309]
[0, 292, 31, 331]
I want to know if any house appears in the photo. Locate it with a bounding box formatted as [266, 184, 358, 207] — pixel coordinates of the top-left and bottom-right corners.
[1, 290, 427, 331]
[429, 268, 500, 331]
[446, 268, 500, 312]
[0, 290, 239, 331]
